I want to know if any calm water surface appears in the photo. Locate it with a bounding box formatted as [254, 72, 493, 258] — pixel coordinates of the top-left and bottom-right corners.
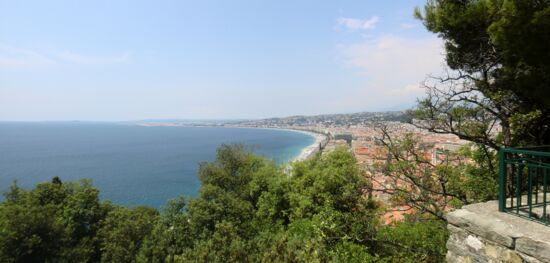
[0, 123, 314, 208]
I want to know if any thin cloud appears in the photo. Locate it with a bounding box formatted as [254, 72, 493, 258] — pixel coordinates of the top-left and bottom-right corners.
[339, 35, 444, 79]
[0, 44, 55, 68]
[54, 51, 131, 65]
[388, 84, 424, 96]
[337, 16, 379, 31]
[400, 23, 416, 29]
[336, 35, 445, 108]
[0, 43, 131, 68]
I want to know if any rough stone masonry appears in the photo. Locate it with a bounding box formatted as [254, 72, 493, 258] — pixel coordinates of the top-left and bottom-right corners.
[446, 200, 550, 263]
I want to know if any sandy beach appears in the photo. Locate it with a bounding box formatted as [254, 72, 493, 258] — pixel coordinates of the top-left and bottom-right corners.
[135, 124, 327, 162]
[232, 127, 329, 162]
[283, 129, 328, 162]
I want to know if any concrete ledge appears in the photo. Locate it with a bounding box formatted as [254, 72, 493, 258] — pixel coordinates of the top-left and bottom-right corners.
[446, 200, 550, 263]
[516, 237, 550, 262]
[447, 206, 522, 248]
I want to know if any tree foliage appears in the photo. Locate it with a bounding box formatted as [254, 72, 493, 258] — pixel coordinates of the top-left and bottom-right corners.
[370, 125, 498, 223]
[0, 145, 448, 262]
[0, 178, 108, 263]
[413, 0, 550, 148]
[384, 1, 550, 221]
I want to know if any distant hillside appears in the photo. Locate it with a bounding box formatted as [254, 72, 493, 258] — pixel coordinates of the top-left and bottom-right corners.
[231, 111, 410, 127]
[128, 111, 411, 128]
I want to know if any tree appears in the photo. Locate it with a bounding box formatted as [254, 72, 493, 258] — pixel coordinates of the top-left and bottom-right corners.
[369, 124, 498, 223]
[178, 145, 444, 261]
[1, 145, 450, 262]
[137, 197, 192, 263]
[413, 0, 550, 149]
[375, 216, 448, 262]
[0, 178, 106, 263]
[401, 2, 550, 222]
[98, 206, 158, 263]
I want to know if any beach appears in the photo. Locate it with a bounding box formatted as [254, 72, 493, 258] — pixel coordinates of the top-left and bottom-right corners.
[285, 129, 328, 162]
[135, 123, 327, 162]
[219, 126, 329, 162]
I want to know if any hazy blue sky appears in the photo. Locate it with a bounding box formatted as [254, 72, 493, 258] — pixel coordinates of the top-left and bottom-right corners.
[0, 0, 445, 121]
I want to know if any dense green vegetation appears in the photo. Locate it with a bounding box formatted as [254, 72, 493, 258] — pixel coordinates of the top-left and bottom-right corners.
[0, 145, 447, 262]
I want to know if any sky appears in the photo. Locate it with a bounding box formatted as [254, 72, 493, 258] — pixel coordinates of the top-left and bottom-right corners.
[0, 0, 446, 121]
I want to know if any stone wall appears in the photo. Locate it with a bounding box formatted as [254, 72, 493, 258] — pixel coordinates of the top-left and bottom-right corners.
[446, 200, 550, 263]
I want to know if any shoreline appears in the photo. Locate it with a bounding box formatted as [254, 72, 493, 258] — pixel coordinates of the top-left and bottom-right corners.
[221, 126, 328, 162]
[212, 125, 328, 162]
[136, 123, 328, 162]
[280, 128, 328, 162]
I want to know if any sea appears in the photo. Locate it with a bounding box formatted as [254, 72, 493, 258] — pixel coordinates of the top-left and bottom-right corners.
[0, 122, 314, 208]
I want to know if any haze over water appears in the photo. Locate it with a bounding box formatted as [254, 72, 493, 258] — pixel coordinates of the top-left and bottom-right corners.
[0, 123, 314, 208]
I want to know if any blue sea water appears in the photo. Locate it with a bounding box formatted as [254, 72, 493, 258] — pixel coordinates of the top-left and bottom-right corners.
[0, 122, 314, 208]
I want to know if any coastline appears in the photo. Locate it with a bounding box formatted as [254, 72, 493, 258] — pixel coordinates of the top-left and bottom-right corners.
[136, 123, 328, 162]
[275, 128, 328, 162]
[216, 126, 328, 162]
[224, 126, 328, 162]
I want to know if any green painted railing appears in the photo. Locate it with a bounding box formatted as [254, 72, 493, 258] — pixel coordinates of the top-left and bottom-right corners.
[499, 146, 550, 224]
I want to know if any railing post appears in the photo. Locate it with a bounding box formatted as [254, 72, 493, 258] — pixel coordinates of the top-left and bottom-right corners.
[499, 148, 506, 212]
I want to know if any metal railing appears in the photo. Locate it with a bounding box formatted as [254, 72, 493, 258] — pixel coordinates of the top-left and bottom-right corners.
[499, 146, 550, 224]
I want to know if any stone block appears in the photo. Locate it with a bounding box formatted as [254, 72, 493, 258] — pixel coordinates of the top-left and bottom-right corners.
[518, 252, 544, 263]
[447, 209, 520, 248]
[446, 201, 550, 263]
[446, 250, 472, 263]
[516, 237, 550, 262]
[483, 243, 522, 263]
